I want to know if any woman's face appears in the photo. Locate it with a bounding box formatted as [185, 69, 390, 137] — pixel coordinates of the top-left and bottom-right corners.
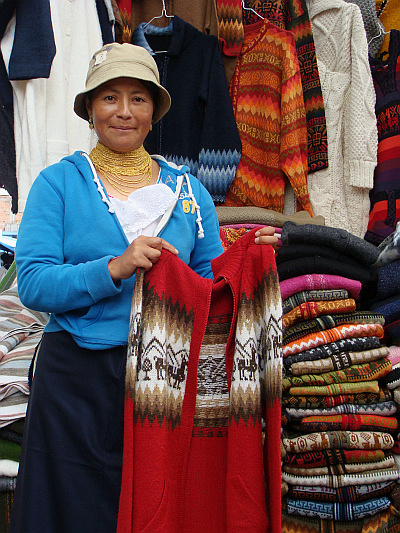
[86, 77, 154, 152]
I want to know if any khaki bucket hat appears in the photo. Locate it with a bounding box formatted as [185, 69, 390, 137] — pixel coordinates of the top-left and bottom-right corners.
[74, 42, 171, 124]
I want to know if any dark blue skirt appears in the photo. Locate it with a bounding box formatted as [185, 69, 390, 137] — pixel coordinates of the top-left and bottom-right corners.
[9, 330, 126, 533]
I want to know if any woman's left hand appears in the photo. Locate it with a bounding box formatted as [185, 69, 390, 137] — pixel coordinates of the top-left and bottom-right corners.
[254, 226, 279, 250]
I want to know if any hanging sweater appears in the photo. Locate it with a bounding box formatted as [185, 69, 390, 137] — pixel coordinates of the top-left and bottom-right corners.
[224, 18, 312, 215]
[132, 16, 242, 203]
[117, 229, 283, 533]
[305, 0, 378, 238]
[243, 0, 328, 174]
[365, 30, 400, 245]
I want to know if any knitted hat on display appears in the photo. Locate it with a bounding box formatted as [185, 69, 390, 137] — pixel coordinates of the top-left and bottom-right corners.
[74, 42, 171, 123]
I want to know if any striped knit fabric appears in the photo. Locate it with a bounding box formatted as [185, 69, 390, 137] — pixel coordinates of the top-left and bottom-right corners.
[288, 381, 381, 397]
[243, 0, 328, 174]
[283, 313, 386, 345]
[283, 323, 385, 357]
[225, 18, 312, 214]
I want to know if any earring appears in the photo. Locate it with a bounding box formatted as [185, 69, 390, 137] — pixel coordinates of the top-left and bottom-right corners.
[149, 123, 153, 131]
[88, 117, 94, 130]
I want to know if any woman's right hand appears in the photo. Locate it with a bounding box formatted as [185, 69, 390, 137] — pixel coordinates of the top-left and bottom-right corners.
[108, 235, 179, 281]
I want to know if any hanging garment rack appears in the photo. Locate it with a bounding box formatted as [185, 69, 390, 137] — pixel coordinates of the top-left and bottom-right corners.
[241, 0, 264, 20]
[143, 0, 173, 29]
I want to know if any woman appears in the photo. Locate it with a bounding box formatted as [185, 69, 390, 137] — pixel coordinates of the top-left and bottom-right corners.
[10, 43, 278, 532]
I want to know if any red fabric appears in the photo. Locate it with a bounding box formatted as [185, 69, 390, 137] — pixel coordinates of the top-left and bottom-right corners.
[117, 230, 282, 533]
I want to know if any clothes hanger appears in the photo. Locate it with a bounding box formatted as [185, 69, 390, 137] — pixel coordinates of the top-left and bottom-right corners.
[143, 0, 173, 29]
[241, 0, 264, 21]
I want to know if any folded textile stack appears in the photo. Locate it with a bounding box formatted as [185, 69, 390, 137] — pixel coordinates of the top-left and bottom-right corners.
[278, 223, 400, 530]
[362, 229, 400, 517]
[0, 285, 48, 526]
[215, 206, 325, 250]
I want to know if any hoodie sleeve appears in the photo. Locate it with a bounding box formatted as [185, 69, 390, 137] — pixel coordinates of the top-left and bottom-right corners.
[15, 169, 122, 314]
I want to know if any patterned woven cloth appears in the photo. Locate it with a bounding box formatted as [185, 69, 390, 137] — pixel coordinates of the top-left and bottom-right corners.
[288, 381, 381, 397]
[282, 503, 400, 533]
[283, 323, 384, 357]
[283, 456, 395, 477]
[283, 299, 357, 330]
[283, 448, 389, 468]
[290, 414, 398, 434]
[288, 347, 390, 376]
[286, 496, 392, 520]
[287, 480, 396, 503]
[283, 400, 398, 420]
[282, 387, 393, 408]
[282, 430, 394, 454]
[283, 359, 392, 390]
[282, 289, 350, 314]
[283, 336, 383, 369]
[283, 312, 385, 345]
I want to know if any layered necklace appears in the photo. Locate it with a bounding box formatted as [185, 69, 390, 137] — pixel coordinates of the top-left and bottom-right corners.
[89, 142, 152, 196]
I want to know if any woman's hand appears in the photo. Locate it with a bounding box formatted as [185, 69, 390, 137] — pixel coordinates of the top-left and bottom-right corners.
[254, 226, 279, 250]
[108, 235, 178, 281]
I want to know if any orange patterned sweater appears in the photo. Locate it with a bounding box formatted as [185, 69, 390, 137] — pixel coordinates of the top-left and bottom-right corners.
[225, 18, 313, 214]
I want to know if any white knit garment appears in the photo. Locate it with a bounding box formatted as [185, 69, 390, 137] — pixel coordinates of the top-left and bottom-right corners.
[305, 0, 378, 238]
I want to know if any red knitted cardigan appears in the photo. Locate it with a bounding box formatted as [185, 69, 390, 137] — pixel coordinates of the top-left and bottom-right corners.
[117, 230, 283, 533]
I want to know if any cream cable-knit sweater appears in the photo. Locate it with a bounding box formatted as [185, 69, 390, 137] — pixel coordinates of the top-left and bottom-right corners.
[305, 0, 378, 238]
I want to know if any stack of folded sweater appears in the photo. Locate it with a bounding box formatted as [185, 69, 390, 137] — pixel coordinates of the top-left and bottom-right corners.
[362, 229, 400, 514]
[277, 222, 400, 530]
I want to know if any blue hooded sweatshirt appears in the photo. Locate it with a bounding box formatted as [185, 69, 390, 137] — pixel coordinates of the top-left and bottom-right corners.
[15, 151, 223, 349]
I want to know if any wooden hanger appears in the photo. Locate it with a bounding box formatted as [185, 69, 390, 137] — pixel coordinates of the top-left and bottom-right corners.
[241, 0, 264, 21]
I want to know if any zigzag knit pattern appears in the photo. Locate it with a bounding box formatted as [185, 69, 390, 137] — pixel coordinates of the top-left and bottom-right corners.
[242, 0, 328, 174]
[215, 0, 244, 56]
[225, 19, 312, 213]
[166, 148, 241, 203]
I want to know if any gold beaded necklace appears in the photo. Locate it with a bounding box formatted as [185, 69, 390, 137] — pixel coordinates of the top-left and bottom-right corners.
[89, 142, 152, 195]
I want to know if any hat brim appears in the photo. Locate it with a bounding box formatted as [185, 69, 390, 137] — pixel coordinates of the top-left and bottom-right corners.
[73, 69, 171, 124]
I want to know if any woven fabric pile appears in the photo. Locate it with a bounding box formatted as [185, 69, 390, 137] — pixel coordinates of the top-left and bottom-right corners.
[363, 225, 400, 514]
[0, 285, 48, 525]
[277, 222, 400, 531]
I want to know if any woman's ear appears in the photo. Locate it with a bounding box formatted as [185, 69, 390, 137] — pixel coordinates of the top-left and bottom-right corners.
[85, 96, 92, 119]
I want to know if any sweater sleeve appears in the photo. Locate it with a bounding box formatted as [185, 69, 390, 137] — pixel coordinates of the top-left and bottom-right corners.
[15, 171, 122, 314]
[280, 35, 313, 216]
[345, 6, 378, 190]
[196, 36, 242, 203]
